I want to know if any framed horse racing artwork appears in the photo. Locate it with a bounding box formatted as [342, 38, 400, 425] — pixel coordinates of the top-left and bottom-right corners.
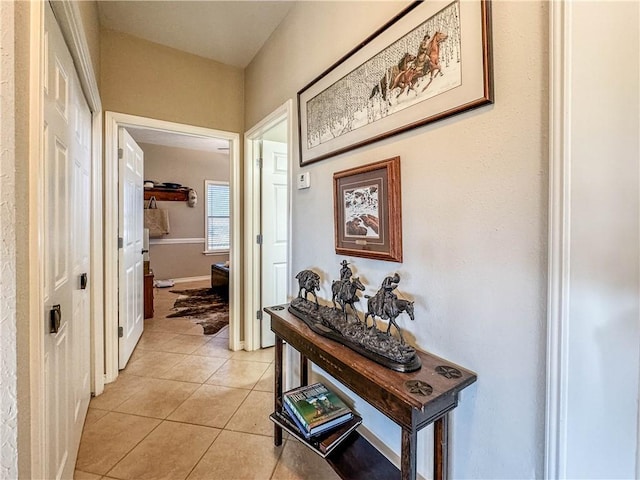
[297, 0, 493, 166]
[333, 156, 402, 262]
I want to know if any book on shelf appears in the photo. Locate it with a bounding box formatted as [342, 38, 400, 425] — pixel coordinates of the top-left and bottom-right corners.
[283, 401, 352, 438]
[283, 382, 353, 436]
[269, 409, 362, 458]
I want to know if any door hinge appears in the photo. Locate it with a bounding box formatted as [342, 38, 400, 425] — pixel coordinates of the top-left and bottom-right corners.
[256, 310, 263, 321]
[256, 157, 263, 169]
[118, 148, 123, 159]
[118, 237, 123, 249]
[118, 326, 123, 338]
[256, 234, 263, 245]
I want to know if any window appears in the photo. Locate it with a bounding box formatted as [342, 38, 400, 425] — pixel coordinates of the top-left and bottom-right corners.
[205, 180, 230, 252]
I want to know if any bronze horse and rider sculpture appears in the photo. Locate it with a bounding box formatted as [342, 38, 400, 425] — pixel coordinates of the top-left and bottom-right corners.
[288, 261, 421, 372]
[294, 261, 415, 343]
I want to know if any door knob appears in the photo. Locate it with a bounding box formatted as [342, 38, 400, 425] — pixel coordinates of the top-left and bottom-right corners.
[80, 273, 88, 290]
[50, 305, 61, 334]
[141, 249, 149, 254]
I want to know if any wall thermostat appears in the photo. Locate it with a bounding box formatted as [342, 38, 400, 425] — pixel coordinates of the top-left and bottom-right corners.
[297, 171, 311, 189]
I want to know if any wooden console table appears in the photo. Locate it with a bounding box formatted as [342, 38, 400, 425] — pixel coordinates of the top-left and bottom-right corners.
[265, 305, 477, 480]
[143, 272, 154, 319]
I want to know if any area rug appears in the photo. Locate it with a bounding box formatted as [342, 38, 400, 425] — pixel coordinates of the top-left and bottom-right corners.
[169, 287, 229, 335]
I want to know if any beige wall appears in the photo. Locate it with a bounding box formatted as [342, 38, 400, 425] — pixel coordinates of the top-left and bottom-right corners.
[140, 142, 229, 280]
[100, 28, 244, 133]
[75, 0, 100, 84]
[246, 1, 548, 477]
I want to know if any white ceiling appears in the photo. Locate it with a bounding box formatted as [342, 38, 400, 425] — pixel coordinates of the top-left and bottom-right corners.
[97, 1, 295, 68]
[126, 127, 230, 153]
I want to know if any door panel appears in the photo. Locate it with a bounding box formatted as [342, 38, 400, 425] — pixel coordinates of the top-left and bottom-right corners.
[261, 140, 288, 348]
[43, 4, 92, 479]
[118, 128, 144, 368]
[71, 86, 92, 425]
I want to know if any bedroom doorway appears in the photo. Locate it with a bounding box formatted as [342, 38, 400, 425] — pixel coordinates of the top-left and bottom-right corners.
[104, 112, 241, 382]
[244, 101, 293, 350]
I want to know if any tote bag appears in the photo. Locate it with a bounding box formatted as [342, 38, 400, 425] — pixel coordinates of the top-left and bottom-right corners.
[144, 196, 170, 237]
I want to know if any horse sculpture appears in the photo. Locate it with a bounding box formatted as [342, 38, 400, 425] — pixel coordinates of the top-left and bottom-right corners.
[369, 52, 416, 104]
[295, 269, 320, 305]
[331, 277, 365, 319]
[364, 292, 415, 344]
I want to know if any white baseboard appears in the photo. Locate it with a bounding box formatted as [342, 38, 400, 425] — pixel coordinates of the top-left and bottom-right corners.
[171, 275, 210, 284]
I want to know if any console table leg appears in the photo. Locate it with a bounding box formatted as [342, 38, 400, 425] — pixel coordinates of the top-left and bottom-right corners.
[401, 427, 417, 480]
[434, 414, 449, 480]
[300, 355, 309, 386]
[274, 336, 283, 446]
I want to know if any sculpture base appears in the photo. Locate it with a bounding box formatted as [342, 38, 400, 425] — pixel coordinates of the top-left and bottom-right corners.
[288, 297, 421, 373]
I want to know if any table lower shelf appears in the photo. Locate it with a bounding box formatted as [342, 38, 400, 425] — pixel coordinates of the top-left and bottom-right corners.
[327, 434, 401, 480]
[271, 411, 399, 480]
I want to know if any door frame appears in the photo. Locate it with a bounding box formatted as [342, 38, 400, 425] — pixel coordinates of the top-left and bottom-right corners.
[104, 112, 242, 382]
[28, 1, 104, 477]
[545, 2, 570, 475]
[243, 100, 293, 351]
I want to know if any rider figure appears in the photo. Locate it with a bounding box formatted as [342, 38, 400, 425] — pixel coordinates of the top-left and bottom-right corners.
[415, 33, 431, 73]
[340, 260, 353, 283]
[380, 273, 400, 317]
[418, 33, 431, 57]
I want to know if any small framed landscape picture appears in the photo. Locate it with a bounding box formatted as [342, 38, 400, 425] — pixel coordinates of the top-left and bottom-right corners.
[333, 156, 402, 262]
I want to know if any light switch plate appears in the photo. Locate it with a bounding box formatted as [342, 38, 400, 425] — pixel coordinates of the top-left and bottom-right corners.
[297, 171, 311, 189]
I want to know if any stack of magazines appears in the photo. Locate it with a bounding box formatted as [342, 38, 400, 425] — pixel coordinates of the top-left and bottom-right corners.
[270, 382, 362, 457]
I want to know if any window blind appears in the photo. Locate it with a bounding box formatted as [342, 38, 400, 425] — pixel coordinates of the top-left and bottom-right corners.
[206, 181, 230, 251]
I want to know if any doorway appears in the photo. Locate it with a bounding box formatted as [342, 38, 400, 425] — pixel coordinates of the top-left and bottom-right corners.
[244, 101, 293, 350]
[104, 112, 241, 382]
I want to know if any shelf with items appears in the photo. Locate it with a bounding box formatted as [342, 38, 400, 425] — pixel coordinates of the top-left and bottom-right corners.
[269, 409, 362, 458]
[144, 187, 189, 202]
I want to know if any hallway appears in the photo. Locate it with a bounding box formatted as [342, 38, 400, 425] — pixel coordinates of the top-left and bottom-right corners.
[74, 281, 339, 480]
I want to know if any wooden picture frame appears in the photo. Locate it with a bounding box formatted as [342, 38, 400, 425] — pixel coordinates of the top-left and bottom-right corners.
[333, 157, 402, 262]
[298, 0, 493, 166]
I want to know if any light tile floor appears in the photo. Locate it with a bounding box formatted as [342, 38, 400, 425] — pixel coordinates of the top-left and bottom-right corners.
[75, 280, 340, 480]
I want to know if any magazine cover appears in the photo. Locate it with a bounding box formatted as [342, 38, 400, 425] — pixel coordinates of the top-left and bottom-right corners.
[283, 382, 352, 430]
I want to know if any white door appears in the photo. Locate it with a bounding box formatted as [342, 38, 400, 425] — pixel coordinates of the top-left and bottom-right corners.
[260, 140, 288, 347]
[118, 128, 144, 368]
[43, 3, 92, 478]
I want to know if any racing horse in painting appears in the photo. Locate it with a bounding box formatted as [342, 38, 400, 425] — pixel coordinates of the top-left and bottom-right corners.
[369, 31, 449, 105]
[369, 52, 416, 104]
[418, 31, 448, 92]
[392, 31, 450, 98]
